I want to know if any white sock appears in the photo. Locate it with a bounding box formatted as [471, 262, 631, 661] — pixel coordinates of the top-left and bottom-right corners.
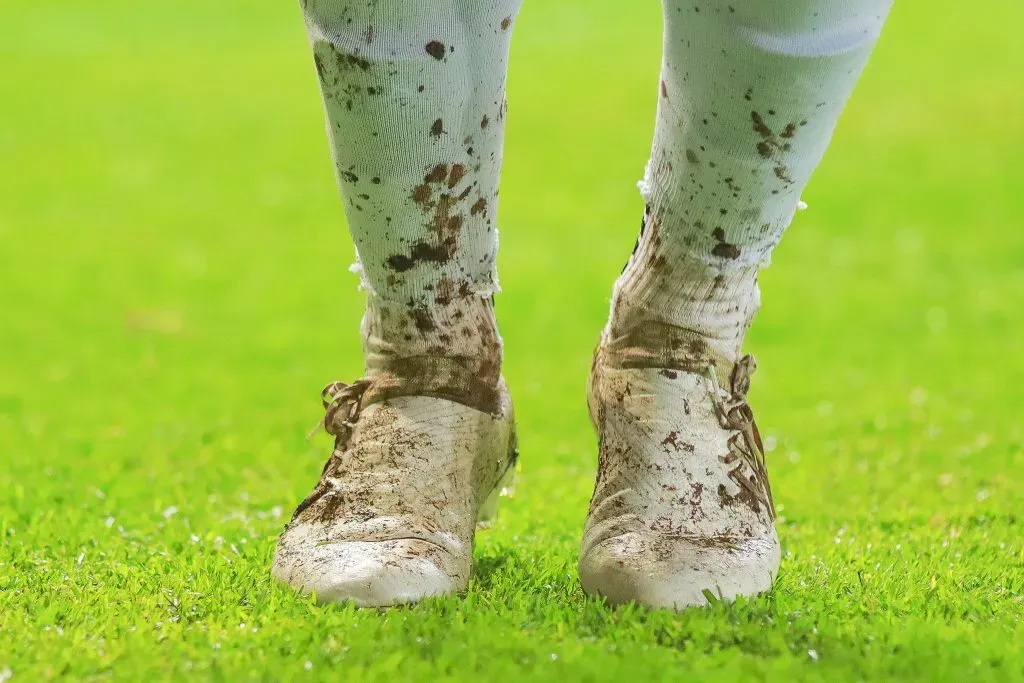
[302, 0, 521, 409]
[611, 0, 892, 363]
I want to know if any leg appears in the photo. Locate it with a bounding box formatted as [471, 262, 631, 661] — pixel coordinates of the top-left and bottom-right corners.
[273, 0, 521, 606]
[580, 0, 891, 608]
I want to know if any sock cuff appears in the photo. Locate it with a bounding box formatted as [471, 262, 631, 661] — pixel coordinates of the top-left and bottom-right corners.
[360, 292, 503, 409]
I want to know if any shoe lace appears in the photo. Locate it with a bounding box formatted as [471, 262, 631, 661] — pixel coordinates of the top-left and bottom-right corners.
[307, 379, 372, 475]
[705, 355, 776, 520]
[290, 380, 372, 521]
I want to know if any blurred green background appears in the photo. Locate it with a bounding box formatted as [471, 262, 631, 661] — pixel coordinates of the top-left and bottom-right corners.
[1, 0, 1022, 680]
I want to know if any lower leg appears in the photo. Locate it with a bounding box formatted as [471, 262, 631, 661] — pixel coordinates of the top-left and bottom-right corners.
[582, 0, 891, 609]
[274, 0, 521, 606]
[305, 0, 520, 411]
[613, 0, 892, 362]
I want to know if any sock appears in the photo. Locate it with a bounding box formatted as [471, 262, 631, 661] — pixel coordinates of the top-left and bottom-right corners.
[301, 0, 521, 410]
[610, 0, 892, 364]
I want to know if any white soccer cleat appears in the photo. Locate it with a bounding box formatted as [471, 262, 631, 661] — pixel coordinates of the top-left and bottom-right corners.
[579, 331, 780, 610]
[273, 380, 516, 607]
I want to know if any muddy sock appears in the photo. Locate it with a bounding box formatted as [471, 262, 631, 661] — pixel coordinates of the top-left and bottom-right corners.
[611, 0, 892, 362]
[302, 0, 521, 402]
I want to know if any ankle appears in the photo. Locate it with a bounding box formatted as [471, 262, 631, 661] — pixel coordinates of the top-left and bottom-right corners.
[361, 292, 503, 413]
[609, 247, 760, 365]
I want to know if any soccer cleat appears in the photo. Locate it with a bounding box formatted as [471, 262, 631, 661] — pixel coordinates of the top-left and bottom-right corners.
[579, 326, 779, 609]
[272, 379, 516, 607]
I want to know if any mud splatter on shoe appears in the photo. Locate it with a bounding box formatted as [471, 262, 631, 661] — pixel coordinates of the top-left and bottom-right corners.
[273, 378, 516, 606]
[579, 325, 779, 609]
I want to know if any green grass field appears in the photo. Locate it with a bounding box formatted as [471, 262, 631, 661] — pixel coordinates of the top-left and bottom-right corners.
[2, 0, 1022, 680]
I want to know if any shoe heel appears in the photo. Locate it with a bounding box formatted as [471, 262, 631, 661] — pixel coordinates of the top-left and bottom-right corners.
[477, 432, 518, 528]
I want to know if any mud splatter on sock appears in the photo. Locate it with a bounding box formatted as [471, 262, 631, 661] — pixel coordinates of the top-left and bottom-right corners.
[614, 0, 892, 357]
[302, 0, 521, 393]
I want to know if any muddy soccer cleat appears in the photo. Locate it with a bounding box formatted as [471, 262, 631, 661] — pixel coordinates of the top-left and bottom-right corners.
[272, 378, 516, 606]
[579, 327, 779, 609]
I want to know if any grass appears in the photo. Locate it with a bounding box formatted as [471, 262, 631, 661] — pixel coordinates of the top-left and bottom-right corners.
[1, 0, 1022, 680]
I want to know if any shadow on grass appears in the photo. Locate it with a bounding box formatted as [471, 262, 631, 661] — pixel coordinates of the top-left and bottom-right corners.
[472, 550, 519, 593]
[469, 542, 796, 656]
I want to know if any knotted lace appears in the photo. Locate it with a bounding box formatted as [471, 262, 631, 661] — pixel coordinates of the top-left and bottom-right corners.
[291, 380, 371, 520]
[705, 356, 776, 520]
[308, 380, 372, 473]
